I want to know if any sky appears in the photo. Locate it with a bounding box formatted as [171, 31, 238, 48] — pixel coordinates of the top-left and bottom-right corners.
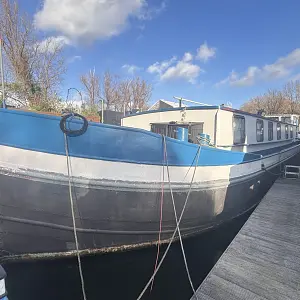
[19, 0, 300, 108]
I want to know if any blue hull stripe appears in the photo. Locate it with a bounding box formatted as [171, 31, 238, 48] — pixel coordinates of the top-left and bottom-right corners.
[0, 109, 289, 167]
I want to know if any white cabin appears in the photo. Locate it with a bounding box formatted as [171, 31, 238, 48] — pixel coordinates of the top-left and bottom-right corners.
[122, 106, 298, 153]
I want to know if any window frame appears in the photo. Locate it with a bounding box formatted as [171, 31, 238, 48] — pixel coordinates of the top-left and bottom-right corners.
[277, 123, 281, 140]
[268, 121, 273, 141]
[150, 122, 203, 144]
[256, 119, 264, 142]
[233, 115, 246, 145]
[290, 126, 294, 138]
[151, 123, 168, 136]
[285, 125, 289, 139]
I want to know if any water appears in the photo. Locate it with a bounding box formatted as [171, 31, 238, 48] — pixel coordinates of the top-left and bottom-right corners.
[4, 211, 252, 300]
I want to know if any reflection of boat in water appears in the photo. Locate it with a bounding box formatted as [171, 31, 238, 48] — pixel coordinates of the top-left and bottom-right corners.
[0, 105, 299, 261]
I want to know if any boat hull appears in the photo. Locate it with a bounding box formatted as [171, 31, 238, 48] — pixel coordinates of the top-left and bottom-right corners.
[0, 108, 299, 261]
[0, 159, 287, 261]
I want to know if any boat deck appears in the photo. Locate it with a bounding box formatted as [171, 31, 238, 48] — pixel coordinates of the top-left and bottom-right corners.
[191, 178, 300, 300]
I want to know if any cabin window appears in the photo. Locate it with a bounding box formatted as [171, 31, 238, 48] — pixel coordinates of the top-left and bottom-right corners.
[150, 123, 203, 143]
[285, 125, 289, 139]
[282, 117, 291, 124]
[256, 119, 264, 142]
[268, 122, 273, 141]
[277, 123, 281, 140]
[151, 123, 188, 139]
[151, 124, 168, 136]
[233, 115, 245, 144]
[290, 126, 294, 138]
[189, 124, 204, 143]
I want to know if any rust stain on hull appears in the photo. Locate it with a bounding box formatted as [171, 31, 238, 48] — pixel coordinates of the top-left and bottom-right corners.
[0, 236, 176, 264]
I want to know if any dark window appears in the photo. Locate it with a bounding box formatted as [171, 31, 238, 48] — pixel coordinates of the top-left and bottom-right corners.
[277, 123, 281, 140]
[151, 124, 168, 136]
[285, 125, 289, 139]
[151, 123, 203, 143]
[268, 122, 273, 141]
[256, 119, 264, 142]
[189, 124, 204, 143]
[290, 126, 294, 138]
[233, 115, 245, 144]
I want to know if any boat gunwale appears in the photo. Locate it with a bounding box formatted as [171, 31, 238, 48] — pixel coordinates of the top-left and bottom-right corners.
[0, 144, 298, 192]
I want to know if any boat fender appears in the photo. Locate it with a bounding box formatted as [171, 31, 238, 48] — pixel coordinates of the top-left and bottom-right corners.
[0, 265, 8, 300]
[60, 113, 88, 137]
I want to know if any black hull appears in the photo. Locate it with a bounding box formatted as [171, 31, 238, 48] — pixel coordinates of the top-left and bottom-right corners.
[0, 161, 282, 262]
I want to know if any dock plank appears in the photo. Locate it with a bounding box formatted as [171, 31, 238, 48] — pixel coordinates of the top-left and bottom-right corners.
[191, 178, 300, 300]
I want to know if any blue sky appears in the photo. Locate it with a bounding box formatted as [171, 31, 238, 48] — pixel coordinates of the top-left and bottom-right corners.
[22, 0, 300, 108]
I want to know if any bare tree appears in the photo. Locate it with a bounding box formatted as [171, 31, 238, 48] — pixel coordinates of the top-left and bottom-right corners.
[119, 79, 132, 112]
[283, 80, 300, 114]
[33, 37, 66, 110]
[131, 77, 152, 111]
[240, 96, 265, 114]
[79, 69, 152, 114]
[0, 0, 34, 102]
[103, 71, 118, 110]
[80, 68, 101, 107]
[102, 72, 152, 112]
[241, 83, 300, 115]
[0, 0, 66, 110]
[263, 89, 286, 114]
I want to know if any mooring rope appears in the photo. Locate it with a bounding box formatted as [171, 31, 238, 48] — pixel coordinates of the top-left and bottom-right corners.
[150, 139, 166, 292]
[136, 138, 201, 300]
[64, 133, 87, 300]
[163, 136, 199, 300]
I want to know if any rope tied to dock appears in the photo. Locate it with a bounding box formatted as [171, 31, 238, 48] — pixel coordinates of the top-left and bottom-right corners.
[63, 132, 88, 300]
[137, 136, 201, 300]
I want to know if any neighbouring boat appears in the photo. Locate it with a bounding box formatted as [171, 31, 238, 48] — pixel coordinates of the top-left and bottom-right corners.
[0, 105, 299, 261]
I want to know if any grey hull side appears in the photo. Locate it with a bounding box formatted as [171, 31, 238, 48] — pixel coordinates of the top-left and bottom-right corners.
[0, 166, 278, 261]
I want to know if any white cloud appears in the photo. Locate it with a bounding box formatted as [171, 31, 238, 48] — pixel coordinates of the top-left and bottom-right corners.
[122, 64, 142, 74]
[138, 1, 166, 20]
[217, 48, 300, 87]
[147, 56, 177, 75]
[148, 54, 202, 84]
[161, 61, 201, 84]
[196, 42, 216, 62]
[34, 0, 166, 43]
[35, 36, 70, 53]
[183, 52, 193, 62]
[216, 70, 238, 86]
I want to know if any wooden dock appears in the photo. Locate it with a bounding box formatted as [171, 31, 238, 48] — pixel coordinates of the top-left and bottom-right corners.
[191, 178, 300, 300]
